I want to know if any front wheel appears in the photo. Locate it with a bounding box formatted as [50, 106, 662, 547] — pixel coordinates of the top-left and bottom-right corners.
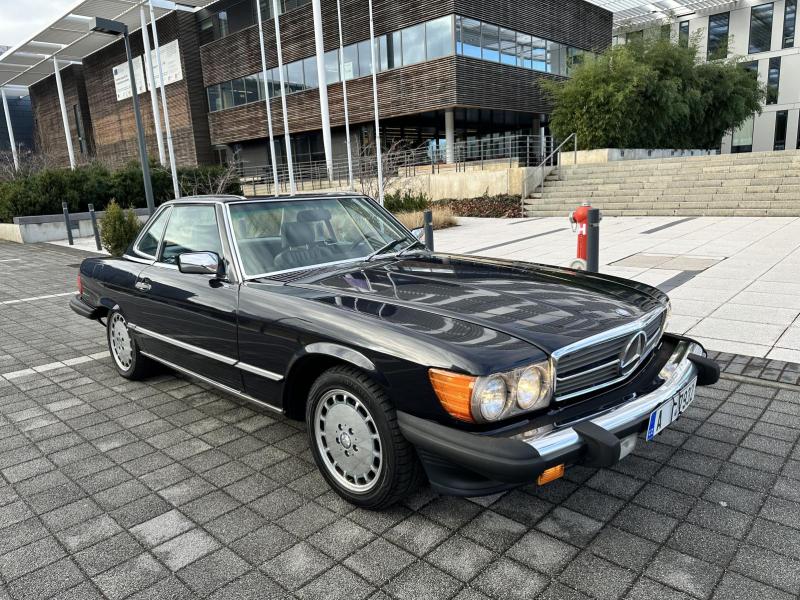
[306, 366, 423, 509]
[107, 309, 153, 380]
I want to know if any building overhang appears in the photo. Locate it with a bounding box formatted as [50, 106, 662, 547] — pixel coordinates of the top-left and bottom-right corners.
[0, 0, 216, 88]
[584, 0, 741, 32]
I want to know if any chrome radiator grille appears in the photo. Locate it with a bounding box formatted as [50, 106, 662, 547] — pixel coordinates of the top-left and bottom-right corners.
[553, 309, 666, 401]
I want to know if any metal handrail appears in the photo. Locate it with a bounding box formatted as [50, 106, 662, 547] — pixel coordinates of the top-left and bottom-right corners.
[522, 133, 577, 212]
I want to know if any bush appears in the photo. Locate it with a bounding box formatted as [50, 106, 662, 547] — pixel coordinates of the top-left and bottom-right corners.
[0, 161, 242, 223]
[384, 190, 431, 214]
[441, 195, 522, 218]
[100, 200, 142, 256]
[394, 206, 457, 231]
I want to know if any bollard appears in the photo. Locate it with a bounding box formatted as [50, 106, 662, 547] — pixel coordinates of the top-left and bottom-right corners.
[423, 209, 434, 252]
[88, 204, 102, 251]
[62, 202, 74, 246]
[586, 208, 601, 273]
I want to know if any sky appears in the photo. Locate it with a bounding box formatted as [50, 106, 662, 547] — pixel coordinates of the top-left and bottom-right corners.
[0, 0, 74, 48]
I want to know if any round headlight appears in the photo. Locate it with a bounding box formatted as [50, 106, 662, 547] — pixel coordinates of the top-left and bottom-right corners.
[517, 366, 543, 410]
[475, 376, 507, 421]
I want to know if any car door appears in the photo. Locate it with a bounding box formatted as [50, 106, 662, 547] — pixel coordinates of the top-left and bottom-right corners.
[129, 202, 242, 390]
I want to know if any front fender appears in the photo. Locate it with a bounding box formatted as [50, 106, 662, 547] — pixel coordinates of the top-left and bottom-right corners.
[294, 342, 389, 386]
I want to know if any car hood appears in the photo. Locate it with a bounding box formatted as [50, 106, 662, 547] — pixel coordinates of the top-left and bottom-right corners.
[288, 253, 667, 355]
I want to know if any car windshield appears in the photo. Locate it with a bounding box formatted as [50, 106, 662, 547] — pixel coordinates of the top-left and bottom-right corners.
[228, 196, 417, 277]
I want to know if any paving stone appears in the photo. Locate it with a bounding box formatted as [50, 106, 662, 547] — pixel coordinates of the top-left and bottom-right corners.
[296, 564, 374, 600]
[667, 522, 738, 565]
[626, 577, 692, 600]
[56, 514, 122, 552]
[559, 551, 636, 600]
[343, 537, 415, 586]
[176, 547, 250, 595]
[712, 571, 793, 600]
[383, 561, 460, 600]
[230, 523, 297, 564]
[460, 510, 527, 552]
[0, 535, 66, 581]
[589, 525, 658, 570]
[308, 517, 374, 560]
[385, 513, 452, 556]
[263, 541, 334, 590]
[507, 530, 578, 574]
[205, 505, 263, 544]
[646, 548, 723, 598]
[536, 507, 604, 547]
[6, 557, 85, 600]
[130, 508, 195, 547]
[746, 518, 800, 560]
[208, 570, 288, 600]
[74, 532, 145, 576]
[427, 534, 494, 582]
[729, 544, 800, 594]
[92, 553, 168, 600]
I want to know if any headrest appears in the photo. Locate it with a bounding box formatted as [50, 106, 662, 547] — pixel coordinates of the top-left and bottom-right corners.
[297, 208, 331, 223]
[284, 221, 316, 247]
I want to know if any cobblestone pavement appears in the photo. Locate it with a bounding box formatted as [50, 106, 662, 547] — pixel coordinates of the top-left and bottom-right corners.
[1, 240, 800, 600]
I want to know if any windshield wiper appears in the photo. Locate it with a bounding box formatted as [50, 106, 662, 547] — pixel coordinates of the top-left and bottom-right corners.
[396, 239, 426, 257]
[365, 238, 412, 262]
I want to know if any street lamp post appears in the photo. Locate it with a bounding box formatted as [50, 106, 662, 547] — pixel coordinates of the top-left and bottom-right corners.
[92, 17, 156, 215]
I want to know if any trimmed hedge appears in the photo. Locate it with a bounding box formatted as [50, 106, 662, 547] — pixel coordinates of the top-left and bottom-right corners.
[0, 162, 242, 223]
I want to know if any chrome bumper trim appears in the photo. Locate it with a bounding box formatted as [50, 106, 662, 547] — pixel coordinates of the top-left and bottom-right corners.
[518, 340, 702, 459]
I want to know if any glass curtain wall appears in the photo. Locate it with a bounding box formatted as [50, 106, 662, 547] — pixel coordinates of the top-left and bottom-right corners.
[749, 3, 774, 53]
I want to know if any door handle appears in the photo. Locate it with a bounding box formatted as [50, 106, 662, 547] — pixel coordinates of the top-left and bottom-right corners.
[135, 279, 151, 292]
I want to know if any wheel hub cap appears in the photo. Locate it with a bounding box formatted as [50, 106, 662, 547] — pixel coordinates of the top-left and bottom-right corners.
[109, 313, 133, 371]
[314, 389, 382, 493]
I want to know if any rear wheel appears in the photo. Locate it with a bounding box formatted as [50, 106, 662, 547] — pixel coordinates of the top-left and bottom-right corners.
[306, 366, 423, 509]
[107, 309, 153, 380]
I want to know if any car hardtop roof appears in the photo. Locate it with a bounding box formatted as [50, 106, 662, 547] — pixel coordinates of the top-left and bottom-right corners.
[164, 192, 371, 205]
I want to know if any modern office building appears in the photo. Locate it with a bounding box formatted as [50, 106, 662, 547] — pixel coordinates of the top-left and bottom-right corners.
[616, 0, 800, 153]
[0, 46, 34, 156]
[2, 0, 611, 172]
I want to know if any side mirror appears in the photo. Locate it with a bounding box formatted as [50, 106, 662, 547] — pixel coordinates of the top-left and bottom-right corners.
[178, 252, 223, 276]
[410, 227, 424, 241]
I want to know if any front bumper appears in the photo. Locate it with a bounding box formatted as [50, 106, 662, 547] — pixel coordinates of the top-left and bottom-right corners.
[398, 337, 719, 496]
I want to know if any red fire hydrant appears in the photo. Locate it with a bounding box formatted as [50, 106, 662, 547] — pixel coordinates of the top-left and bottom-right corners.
[568, 202, 591, 270]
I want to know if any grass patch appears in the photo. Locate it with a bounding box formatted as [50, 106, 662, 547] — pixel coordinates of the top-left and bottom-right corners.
[394, 206, 457, 231]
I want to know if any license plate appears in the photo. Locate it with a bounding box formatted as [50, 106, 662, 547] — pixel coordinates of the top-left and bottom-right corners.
[646, 378, 697, 441]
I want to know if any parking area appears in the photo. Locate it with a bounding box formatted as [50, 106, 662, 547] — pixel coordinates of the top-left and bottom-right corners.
[2, 239, 800, 600]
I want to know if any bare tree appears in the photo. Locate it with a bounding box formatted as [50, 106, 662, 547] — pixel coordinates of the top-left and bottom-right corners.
[177, 158, 242, 197]
[355, 139, 425, 200]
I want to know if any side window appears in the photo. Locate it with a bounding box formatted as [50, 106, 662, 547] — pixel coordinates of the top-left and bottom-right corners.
[135, 208, 171, 258]
[160, 205, 224, 265]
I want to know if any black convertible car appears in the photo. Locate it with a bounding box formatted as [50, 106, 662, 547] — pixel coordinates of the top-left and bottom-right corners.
[71, 193, 719, 509]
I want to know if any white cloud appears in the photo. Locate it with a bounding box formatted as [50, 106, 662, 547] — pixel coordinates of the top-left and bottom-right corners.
[0, 0, 76, 48]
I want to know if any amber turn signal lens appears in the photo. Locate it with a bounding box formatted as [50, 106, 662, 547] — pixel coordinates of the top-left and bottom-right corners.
[429, 368, 477, 422]
[537, 464, 565, 485]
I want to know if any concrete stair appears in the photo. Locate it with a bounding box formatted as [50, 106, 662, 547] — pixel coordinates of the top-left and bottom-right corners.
[523, 149, 800, 217]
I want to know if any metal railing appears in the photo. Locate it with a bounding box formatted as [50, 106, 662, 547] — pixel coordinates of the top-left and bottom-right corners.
[235, 134, 554, 196]
[521, 133, 577, 211]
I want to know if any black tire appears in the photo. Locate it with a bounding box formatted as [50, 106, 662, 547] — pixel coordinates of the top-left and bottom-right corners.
[106, 309, 154, 380]
[306, 365, 424, 509]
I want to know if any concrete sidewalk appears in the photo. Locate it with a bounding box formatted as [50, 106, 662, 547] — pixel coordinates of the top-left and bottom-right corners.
[436, 216, 800, 361]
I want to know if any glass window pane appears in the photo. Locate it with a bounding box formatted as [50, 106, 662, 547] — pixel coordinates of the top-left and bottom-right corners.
[358, 39, 373, 75]
[499, 28, 516, 65]
[244, 75, 260, 103]
[707, 12, 730, 59]
[402, 23, 425, 65]
[378, 36, 388, 71]
[342, 44, 358, 79]
[226, 0, 254, 34]
[324, 49, 340, 84]
[784, 0, 797, 48]
[547, 41, 565, 75]
[232, 78, 247, 106]
[286, 61, 305, 93]
[457, 17, 481, 58]
[749, 3, 774, 53]
[516, 33, 532, 68]
[136, 208, 170, 257]
[386, 31, 402, 68]
[303, 56, 318, 89]
[774, 110, 788, 150]
[161, 205, 223, 264]
[269, 67, 281, 97]
[767, 56, 781, 103]
[481, 23, 499, 62]
[220, 80, 234, 108]
[217, 11, 229, 37]
[425, 16, 452, 60]
[531, 37, 547, 71]
[732, 115, 754, 149]
[207, 84, 222, 112]
[679, 21, 690, 47]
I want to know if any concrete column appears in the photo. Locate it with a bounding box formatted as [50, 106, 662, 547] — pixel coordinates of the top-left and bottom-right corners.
[140, 6, 166, 166]
[445, 109, 455, 163]
[312, 0, 333, 178]
[149, 0, 180, 198]
[53, 57, 76, 170]
[1, 88, 19, 171]
[254, 0, 280, 195]
[272, 0, 296, 195]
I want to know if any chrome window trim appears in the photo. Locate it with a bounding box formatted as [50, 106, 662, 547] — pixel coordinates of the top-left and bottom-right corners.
[140, 351, 283, 414]
[552, 306, 667, 402]
[129, 322, 284, 381]
[132, 205, 172, 260]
